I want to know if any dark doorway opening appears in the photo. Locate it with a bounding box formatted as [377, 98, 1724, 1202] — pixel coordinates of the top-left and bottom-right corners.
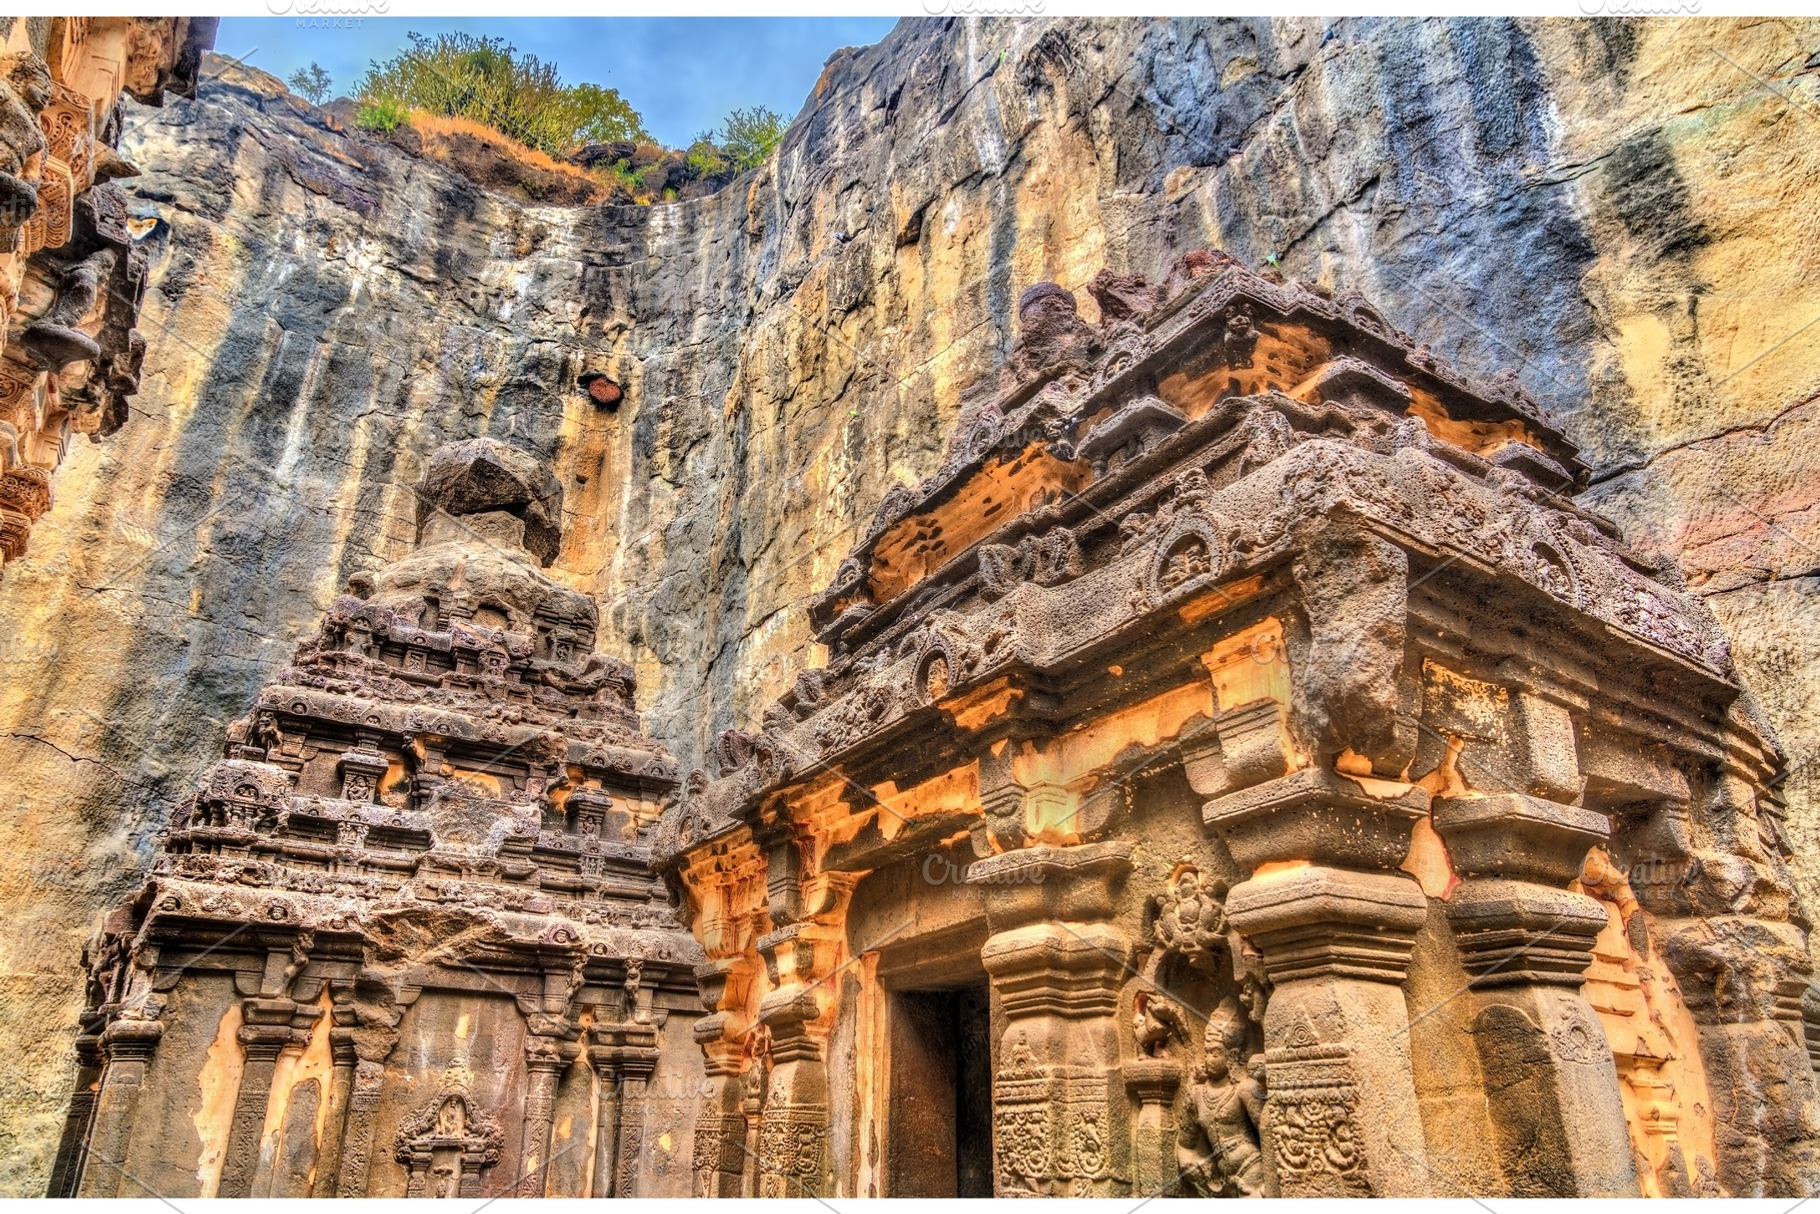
[887, 983, 994, 1197]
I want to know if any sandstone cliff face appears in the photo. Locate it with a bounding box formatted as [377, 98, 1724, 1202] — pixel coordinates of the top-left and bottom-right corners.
[0, 16, 1815, 1192]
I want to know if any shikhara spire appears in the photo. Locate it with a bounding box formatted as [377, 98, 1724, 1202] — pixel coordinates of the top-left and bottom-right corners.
[57, 436, 700, 1198]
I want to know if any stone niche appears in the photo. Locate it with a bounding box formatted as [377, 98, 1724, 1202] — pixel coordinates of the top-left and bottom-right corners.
[652, 252, 1820, 1199]
[0, 17, 216, 583]
[52, 437, 707, 1198]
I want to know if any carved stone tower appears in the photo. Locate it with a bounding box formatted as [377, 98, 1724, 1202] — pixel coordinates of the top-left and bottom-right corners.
[53, 437, 706, 1198]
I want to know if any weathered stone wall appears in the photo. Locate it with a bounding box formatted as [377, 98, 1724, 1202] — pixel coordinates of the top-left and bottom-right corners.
[0, 16, 1815, 1192]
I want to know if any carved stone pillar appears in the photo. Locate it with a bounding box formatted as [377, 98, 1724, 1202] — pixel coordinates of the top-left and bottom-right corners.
[1434, 792, 1640, 1196]
[1123, 1059, 1182, 1196]
[333, 1027, 399, 1196]
[1208, 767, 1434, 1198]
[517, 1030, 575, 1197]
[591, 1039, 624, 1198]
[969, 840, 1134, 1197]
[687, 1020, 748, 1198]
[74, 1016, 164, 1197]
[311, 1026, 359, 1197]
[755, 926, 834, 1198]
[750, 825, 854, 1200]
[218, 998, 312, 1199]
[1225, 866, 1428, 1196]
[608, 1030, 660, 1197]
[47, 1031, 102, 1197]
[672, 831, 767, 1201]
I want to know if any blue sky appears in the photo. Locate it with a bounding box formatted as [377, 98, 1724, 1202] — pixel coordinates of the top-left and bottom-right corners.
[217, 17, 899, 147]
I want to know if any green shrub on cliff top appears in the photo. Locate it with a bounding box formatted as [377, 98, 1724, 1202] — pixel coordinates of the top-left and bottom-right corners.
[685, 134, 729, 179]
[357, 31, 647, 157]
[355, 95, 408, 133]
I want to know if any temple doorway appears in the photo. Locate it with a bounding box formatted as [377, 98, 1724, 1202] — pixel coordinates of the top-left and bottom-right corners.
[886, 982, 994, 1197]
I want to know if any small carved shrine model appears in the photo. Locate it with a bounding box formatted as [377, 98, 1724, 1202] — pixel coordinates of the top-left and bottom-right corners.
[0, 17, 216, 581]
[651, 252, 1820, 1197]
[53, 439, 707, 1198]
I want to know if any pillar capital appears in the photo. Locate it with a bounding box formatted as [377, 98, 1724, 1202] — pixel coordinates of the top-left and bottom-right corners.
[328, 1026, 360, 1067]
[977, 842, 1134, 1196]
[1431, 796, 1636, 1194]
[1225, 866, 1426, 984]
[98, 1016, 164, 1061]
[965, 839, 1132, 932]
[236, 1022, 299, 1060]
[523, 1032, 578, 1074]
[1432, 793, 1608, 887]
[1444, 879, 1611, 987]
[980, 921, 1130, 1018]
[1204, 767, 1429, 873]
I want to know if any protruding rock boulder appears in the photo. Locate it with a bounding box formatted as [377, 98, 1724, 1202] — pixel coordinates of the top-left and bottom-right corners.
[415, 437, 565, 566]
[1005, 281, 1095, 384]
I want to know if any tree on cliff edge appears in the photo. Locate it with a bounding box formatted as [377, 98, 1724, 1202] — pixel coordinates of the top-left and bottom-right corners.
[720, 105, 786, 170]
[287, 62, 332, 105]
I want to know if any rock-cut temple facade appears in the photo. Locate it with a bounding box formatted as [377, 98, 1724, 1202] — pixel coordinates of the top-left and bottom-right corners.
[0, 17, 217, 583]
[58, 253, 1820, 1198]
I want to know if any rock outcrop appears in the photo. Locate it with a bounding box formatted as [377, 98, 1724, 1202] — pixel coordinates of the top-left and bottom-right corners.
[0, 16, 1816, 1193]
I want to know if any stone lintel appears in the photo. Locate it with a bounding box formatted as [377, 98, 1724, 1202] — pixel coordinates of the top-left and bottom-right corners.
[821, 805, 976, 873]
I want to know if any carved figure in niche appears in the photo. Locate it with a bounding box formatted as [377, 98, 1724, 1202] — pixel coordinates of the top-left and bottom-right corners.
[1133, 991, 1191, 1059]
[1177, 996, 1266, 1197]
[624, 957, 649, 1022]
[1152, 864, 1229, 974]
[395, 1071, 504, 1198]
[922, 654, 951, 700]
[1160, 534, 1213, 590]
[1221, 303, 1259, 369]
[436, 1095, 465, 1137]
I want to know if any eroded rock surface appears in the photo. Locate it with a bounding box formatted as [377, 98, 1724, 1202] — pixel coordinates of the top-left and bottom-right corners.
[0, 17, 1817, 1192]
